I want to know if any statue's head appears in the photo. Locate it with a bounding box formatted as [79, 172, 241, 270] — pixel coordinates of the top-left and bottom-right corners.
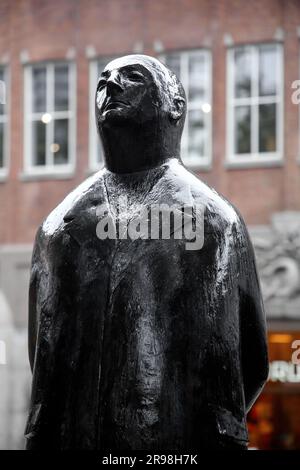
[95, 54, 186, 137]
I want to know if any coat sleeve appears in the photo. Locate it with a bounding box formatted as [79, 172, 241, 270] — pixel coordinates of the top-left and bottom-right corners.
[28, 226, 44, 372]
[238, 218, 269, 413]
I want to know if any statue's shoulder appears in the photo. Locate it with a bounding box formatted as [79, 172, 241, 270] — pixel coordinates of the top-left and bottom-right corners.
[39, 168, 106, 239]
[166, 160, 241, 228]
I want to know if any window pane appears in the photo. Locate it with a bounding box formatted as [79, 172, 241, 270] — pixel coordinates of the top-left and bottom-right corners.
[96, 59, 112, 165]
[234, 106, 251, 154]
[164, 53, 181, 81]
[187, 109, 205, 159]
[0, 68, 5, 115]
[188, 53, 206, 102]
[259, 45, 277, 97]
[54, 64, 69, 111]
[32, 120, 46, 165]
[98, 59, 109, 77]
[53, 119, 68, 165]
[96, 140, 105, 164]
[0, 122, 3, 167]
[259, 103, 276, 152]
[234, 49, 252, 98]
[32, 66, 46, 113]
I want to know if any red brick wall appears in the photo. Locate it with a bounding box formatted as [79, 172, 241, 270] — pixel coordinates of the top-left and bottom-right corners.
[0, 0, 300, 243]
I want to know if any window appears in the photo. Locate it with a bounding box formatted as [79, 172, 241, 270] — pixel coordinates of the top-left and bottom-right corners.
[227, 43, 283, 166]
[162, 50, 212, 167]
[89, 57, 112, 171]
[24, 62, 75, 175]
[0, 66, 8, 176]
[90, 52, 212, 170]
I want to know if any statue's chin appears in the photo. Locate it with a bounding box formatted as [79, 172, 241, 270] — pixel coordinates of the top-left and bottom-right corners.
[100, 108, 128, 124]
[99, 107, 140, 128]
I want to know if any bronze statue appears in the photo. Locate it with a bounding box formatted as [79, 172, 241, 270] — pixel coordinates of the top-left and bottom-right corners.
[25, 55, 268, 450]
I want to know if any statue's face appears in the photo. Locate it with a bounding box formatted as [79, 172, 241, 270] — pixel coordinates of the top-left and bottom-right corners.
[96, 57, 161, 126]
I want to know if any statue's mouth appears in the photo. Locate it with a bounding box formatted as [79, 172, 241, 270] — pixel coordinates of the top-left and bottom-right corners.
[104, 100, 128, 111]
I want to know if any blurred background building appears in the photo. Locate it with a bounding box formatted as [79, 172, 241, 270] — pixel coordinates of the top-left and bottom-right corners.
[0, 0, 300, 449]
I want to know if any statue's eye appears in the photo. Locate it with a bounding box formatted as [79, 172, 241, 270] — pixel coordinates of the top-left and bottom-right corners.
[97, 79, 107, 91]
[126, 71, 144, 82]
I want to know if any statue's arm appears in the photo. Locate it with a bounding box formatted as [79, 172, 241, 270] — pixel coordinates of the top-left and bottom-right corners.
[238, 220, 269, 413]
[28, 227, 43, 372]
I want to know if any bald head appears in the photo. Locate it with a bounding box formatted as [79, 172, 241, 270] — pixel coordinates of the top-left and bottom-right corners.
[104, 55, 186, 116]
[96, 54, 186, 127]
[95, 54, 186, 173]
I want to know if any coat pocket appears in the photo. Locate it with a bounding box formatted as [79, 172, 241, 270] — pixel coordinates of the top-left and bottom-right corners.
[213, 405, 248, 443]
[24, 403, 42, 439]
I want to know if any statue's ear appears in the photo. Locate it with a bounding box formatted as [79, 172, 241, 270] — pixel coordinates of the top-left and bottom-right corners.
[170, 96, 186, 122]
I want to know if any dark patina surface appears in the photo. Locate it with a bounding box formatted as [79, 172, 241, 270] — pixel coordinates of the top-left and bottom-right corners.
[25, 55, 268, 450]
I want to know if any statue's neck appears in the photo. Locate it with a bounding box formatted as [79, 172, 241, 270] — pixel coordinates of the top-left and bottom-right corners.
[100, 124, 181, 174]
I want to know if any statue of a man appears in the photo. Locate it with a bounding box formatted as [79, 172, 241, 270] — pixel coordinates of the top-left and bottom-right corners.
[25, 55, 268, 450]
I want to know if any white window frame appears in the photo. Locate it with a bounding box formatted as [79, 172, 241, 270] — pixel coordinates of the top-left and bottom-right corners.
[90, 51, 212, 171]
[89, 59, 102, 172]
[23, 61, 76, 177]
[0, 65, 9, 180]
[89, 57, 114, 172]
[226, 43, 283, 168]
[298, 50, 300, 165]
[160, 49, 212, 169]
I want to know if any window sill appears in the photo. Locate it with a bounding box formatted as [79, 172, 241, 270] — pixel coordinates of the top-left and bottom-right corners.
[225, 155, 284, 170]
[87, 161, 212, 175]
[20, 168, 75, 182]
[86, 165, 104, 176]
[0, 169, 8, 182]
[184, 160, 212, 172]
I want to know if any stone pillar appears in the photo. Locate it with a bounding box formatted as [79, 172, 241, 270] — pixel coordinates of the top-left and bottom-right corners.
[0, 290, 14, 449]
[10, 330, 30, 450]
[0, 290, 30, 449]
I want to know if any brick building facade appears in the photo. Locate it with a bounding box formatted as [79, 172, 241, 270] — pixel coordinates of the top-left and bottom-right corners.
[0, 0, 300, 449]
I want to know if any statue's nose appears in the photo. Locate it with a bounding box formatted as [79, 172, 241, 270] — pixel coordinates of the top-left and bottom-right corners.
[107, 71, 123, 94]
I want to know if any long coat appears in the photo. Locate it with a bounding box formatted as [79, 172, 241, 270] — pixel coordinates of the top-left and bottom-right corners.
[25, 158, 268, 450]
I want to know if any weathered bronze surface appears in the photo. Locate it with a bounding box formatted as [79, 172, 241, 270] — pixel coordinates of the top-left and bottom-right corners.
[25, 55, 268, 450]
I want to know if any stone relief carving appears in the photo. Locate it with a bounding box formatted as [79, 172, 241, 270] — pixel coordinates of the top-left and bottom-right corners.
[0, 290, 30, 449]
[251, 212, 300, 319]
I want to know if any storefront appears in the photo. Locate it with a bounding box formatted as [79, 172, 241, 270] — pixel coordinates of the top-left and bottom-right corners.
[248, 332, 300, 449]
